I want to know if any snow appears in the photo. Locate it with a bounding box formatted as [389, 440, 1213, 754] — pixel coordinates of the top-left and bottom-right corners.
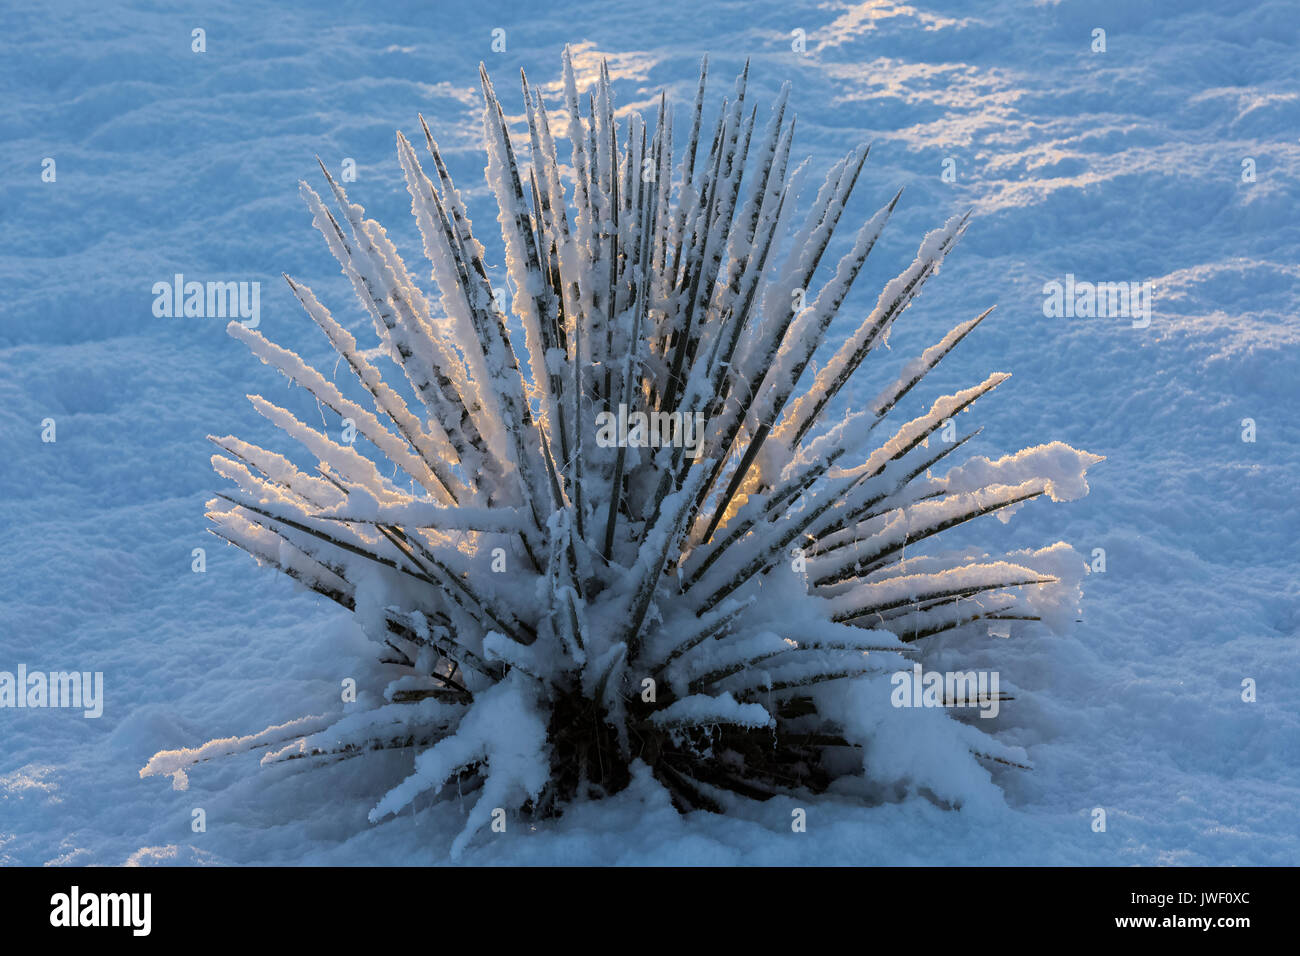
[368, 673, 548, 858]
[2, 0, 1297, 866]
[943, 442, 1104, 504]
[649, 692, 775, 730]
[140, 714, 336, 789]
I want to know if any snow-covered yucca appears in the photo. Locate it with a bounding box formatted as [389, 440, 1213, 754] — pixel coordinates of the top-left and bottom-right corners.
[144, 52, 1101, 856]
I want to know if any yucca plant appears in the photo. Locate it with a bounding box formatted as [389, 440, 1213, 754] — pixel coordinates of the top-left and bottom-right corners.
[143, 50, 1100, 857]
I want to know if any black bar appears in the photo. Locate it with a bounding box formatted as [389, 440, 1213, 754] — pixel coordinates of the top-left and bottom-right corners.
[0, 866, 1279, 942]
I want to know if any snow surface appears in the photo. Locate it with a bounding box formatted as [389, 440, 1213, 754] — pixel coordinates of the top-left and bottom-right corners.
[2, 0, 1297, 865]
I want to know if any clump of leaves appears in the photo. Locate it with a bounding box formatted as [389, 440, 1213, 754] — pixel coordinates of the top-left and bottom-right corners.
[143, 52, 1100, 857]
